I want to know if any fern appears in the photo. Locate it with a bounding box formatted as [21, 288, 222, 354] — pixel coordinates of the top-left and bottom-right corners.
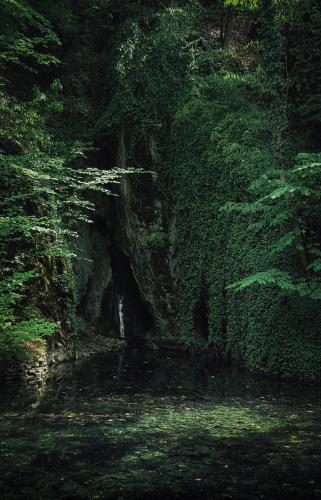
[225, 153, 321, 299]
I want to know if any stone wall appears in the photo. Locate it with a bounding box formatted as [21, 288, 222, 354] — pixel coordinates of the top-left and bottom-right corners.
[4, 341, 75, 397]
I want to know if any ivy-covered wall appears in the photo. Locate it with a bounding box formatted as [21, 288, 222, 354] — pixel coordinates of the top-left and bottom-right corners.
[168, 74, 321, 379]
[96, 0, 321, 380]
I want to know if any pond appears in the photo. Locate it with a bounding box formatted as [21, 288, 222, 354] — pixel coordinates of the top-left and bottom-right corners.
[1, 349, 321, 499]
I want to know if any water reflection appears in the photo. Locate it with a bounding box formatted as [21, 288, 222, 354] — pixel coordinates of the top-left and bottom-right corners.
[1, 350, 321, 499]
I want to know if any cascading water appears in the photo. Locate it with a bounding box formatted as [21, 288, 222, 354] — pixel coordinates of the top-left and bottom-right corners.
[118, 294, 125, 338]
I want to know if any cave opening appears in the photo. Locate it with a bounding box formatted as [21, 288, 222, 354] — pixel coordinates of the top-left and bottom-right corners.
[193, 286, 209, 343]
[110, 246, 154, 344]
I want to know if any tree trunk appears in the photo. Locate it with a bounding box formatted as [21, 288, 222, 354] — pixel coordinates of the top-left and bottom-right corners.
[223, 6, 234, 48]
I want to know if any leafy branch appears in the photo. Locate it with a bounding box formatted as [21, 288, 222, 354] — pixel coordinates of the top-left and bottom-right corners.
[223, 153, 321, 299]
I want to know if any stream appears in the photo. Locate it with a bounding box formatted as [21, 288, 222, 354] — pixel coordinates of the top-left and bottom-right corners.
[1, 349, 321, 499]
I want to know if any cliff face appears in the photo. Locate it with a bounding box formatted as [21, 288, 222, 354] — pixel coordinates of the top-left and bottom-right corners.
[53, 0, 321, 381]
[116, 174, 177, 339]
[73, 173, 177, 345]
[73, 218, 113, 335]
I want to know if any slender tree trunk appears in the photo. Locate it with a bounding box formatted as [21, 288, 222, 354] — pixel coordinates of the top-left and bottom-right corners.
[119, 123, 126, 169]
[223, 6, 234, 48]
[220, 11, 225, 47]
[275, 31, 312, 281]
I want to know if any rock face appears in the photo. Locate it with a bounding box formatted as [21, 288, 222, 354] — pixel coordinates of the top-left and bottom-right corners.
[71, 172, 177, 344]
[73, 216, 113, 334]
[115, 174, 177, 339]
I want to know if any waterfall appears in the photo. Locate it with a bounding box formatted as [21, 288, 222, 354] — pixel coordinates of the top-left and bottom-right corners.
[118, 294, 125, 338]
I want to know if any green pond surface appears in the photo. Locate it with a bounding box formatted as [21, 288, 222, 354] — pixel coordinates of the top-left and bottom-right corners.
[1, 350, 321, 499]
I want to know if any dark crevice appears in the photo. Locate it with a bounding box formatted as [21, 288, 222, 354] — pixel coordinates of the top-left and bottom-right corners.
[194, 286, 209, 343]
[74, 123, 156, 340]
[110, 244, 154, 344]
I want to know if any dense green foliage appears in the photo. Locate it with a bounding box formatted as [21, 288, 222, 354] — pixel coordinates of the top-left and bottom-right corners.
[98, 0, 321, 379]
[0, 0, 124, 359]
[170, 2, 321, 379]
[1, 0, 321, 379]
[224, 153, 321, 299]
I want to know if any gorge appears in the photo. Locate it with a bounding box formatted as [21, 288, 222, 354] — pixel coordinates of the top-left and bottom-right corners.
[1, 0, 321, 498]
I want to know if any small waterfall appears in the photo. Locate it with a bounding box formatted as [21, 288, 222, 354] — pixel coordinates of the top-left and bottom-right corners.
[118, 294, 125, 338]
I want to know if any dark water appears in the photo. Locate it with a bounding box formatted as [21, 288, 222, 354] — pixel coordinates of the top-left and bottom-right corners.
[1, 350, 321, 499]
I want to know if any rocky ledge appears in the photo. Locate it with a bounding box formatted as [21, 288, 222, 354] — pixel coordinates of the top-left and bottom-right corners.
[75, 335, 126, 360]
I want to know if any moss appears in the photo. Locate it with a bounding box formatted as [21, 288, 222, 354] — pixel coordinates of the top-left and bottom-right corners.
[166, 75, 321, 380]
